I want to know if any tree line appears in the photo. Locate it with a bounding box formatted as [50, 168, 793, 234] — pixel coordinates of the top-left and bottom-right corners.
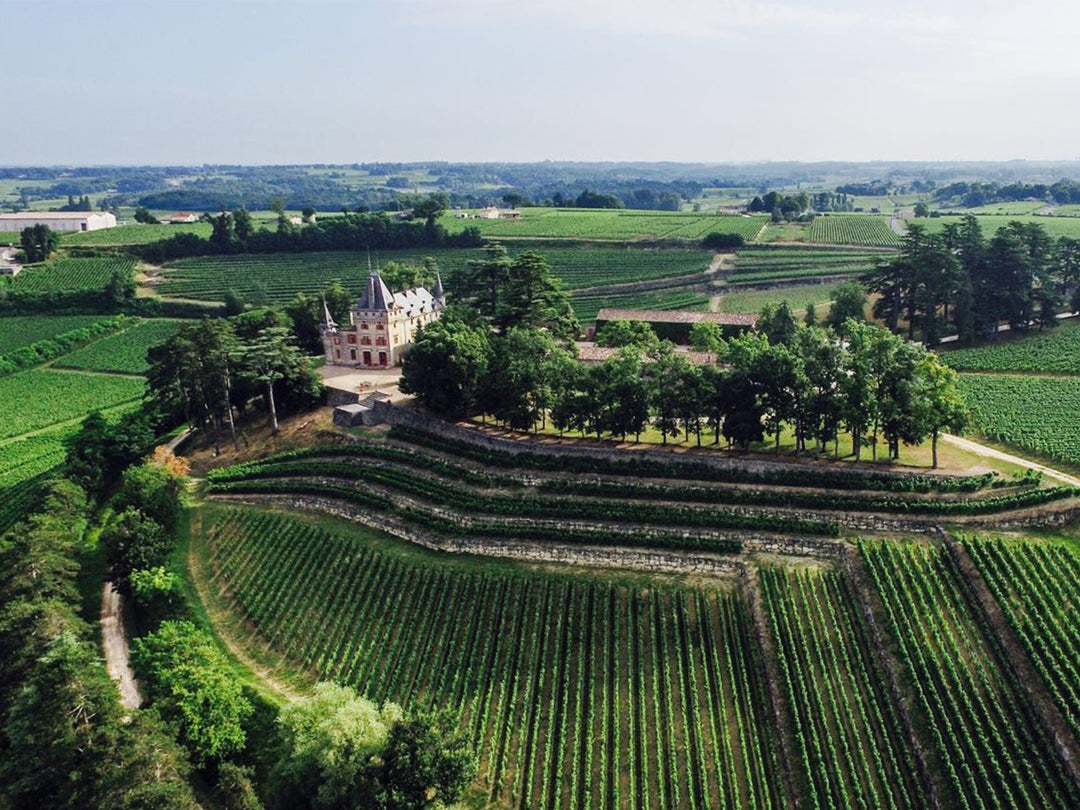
[865, 217, 1080, 345]
[402, 296, 966, 468]
[933, 179, 1080, 207]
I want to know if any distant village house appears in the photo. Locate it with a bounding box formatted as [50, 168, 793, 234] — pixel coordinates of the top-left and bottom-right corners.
[162, 212, 200, 224]
[321, 269, 445, 368]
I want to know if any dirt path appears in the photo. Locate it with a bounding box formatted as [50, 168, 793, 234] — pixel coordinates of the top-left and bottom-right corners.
[940, 433, 1080, 488]
[101, 583, 141, 710]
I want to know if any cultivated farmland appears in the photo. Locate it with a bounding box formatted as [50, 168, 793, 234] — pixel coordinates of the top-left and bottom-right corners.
[54, 318, 182, 374]
[205, 506, 787, 810]
[7, 256, 136, 292]
[860, 540, 1080, 810]
[62, 221, 213, 245]
[0, 314, 110, 354]
[809, 216, 900, 247]
[727, 248, 880, 284]
[943, 320, 1080, 375]
[957, 373, 1080, 466]
[158, 247, 715, 304]
[0, 368, 144, 439]
[716, 282, 846, 314]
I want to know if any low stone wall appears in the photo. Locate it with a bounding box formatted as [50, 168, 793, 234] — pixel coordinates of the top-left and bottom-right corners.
[212, 493, 752, 576]
[367, 400, 972, 488]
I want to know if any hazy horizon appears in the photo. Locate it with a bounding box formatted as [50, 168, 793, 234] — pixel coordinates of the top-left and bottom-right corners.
[9, 0, 1080, 165]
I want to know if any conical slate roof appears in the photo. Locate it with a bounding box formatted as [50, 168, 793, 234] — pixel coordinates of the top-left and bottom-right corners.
[320, 297, 337, 328]
[433, 271, 445, 306]
[355, 270, 394, 311]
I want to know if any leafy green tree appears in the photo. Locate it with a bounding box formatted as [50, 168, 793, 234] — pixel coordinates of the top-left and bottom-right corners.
[500, 251, 579, 338]
[399, 309, 491, 417]
[594, 319, 658, 349]
[803, 302, 817, 327]
[224, 289, 247, 316]
[645, 342, 687, 446]
[132, 620, 253, 767]
[103, 509, 171, 596]
[64, 409, 156, 496]
[233, 208, 255, 241]
[376, 710, 478, 810]
[595, 349, 650, 441]
[134, 206, 161, 224]
[216, 762, 265, 810]
[461, 243, 511, 318]
[324, 280, 353, 324]
[240, 326, 305, 434]
[114, 461, 185, 530]
[759, 301, 798, 346]
[913, 202, 930, 217]
[914, 355, 967, 468]
[826, 281, 867, 333]
[478, 328, 559, 431]
[19, 224, 59, 263]
[689, 321, 726, 354]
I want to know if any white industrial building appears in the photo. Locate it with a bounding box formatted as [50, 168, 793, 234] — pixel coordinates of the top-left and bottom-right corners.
[0, 211, 117, 233]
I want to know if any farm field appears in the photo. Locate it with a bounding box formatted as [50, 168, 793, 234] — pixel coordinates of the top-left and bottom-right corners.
[54, 318, 181, 374]
[942, 319, 1080, 374]
[571, 288, 709, 322]
[6, 255, 136, 292]
[440, 207, 768, 242]
[0, 367, 144, 440]
[717, 281, 845, 314]
[0, 314, 109, 354]
[948, 201, 1049, 216]
[760, 566, 925, 810]
[157, 247, 715, 304]
[809, 215, 901, 247]
[62, 221, 212, 245]
[918, 214, 1080, 239]
[728, 248, 880, 284]
[957, 372, 1080, 466]
[860, 540, 1080, 810]
[202, 506, 787, 810]
[963, 536, 1080, 741]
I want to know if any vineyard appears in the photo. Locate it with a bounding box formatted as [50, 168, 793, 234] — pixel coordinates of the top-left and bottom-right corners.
[440, 208, 768, 242]
[859, 540, 1080, 810]
[54, 318, 182, 374]
[917, 214, 1080, 240]
[957, 373, 1080, 466]
[963, 536, 1080, 741]
[759, 566, 925, 810]
[7, 256, 136, 292]
[943, 320, 1080, 375]
[158, 247, 715, 304]
[0, 314, 109, 354]
[717, 282, 845, 314]
[570, 289, 709, 323]
[204, 506, 787, 810]
[808, 217, 900, 248]
[62, 221, 212, 245]
[727, 248, 882, 285]
[0, 368, 144, 439]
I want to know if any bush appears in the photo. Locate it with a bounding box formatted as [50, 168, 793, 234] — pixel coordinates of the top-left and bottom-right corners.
[114, 462, 185, 530]
[702, 232, 746, 250]
[103, 509, 171, 595]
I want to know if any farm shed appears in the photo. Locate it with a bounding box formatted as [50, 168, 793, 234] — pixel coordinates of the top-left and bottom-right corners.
[594, 308, 758, 344]
[0, 211, 117, 233]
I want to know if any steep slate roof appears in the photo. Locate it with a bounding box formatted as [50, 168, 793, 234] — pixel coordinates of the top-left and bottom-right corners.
[595, 308, 758, 326]
[354, 270, 443, 316]
[355, 272, 395, 311]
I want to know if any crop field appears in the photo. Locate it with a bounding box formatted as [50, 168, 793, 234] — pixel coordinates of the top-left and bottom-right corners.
[571, 288, 709, 322]
[0, 429, 72, 489]
[53, 318, 181, 374]
[61, 222, 213, 245]
[860, 540, 1080, 810]
[942, 320, 1080, 374]
[952, 202, 1049, 216]
[717, 282, 845, 314]
[760, 567, 925, 810]
[957, 373, 1080, 466]
[0, 314, 108, 354]
[7, 256, 135, 292]
[159, 247, 715, 305]
[206, 507, 787, 810]
[918, 214, 1080, 240]
[440, 208, 768, 242]
[0, 368, 144, 439]
[809, 216, 900, 247]
[728, 248, 880, 284]
[963, 536, 1080, 741]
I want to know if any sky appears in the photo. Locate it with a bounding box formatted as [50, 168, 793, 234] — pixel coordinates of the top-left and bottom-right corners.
[5, 0, 1080, 165]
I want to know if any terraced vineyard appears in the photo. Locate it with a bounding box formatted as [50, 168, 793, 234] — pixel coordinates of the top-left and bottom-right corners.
[205, 506, 786, 810]
[943, 320, 1080, 375]
[571, 289, 710, 322]
[717, 282, 846, 314]
[159, 247, 714, 304]
[964, 536, 1080, 740]
[54, 318, 181, 374]
[760, 567, 925, 810]
[957, 373, 1080, 466]
[809, 216, 900, 247]
[6, 256, 136, 292]
[860, 540, 1080, 810]
[440, 208, 768, 242]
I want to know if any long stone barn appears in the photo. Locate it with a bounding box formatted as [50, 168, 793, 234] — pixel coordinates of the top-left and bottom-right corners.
[593, 308, 758, 344]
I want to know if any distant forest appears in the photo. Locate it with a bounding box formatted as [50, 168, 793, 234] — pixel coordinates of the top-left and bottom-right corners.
[3, 161, 1080, 214]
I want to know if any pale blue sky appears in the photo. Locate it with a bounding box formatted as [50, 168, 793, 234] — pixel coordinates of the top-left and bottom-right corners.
[5, 0, 1079, 164]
